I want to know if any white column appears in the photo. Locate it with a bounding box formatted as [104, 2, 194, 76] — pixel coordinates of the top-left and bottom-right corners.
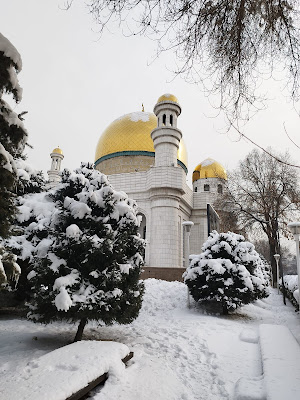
[149, 196, 180, 268]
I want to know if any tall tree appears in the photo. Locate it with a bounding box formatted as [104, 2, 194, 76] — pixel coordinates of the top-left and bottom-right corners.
[15, 163, 144, 341]
[0, 32, 27, 238]
[217, 149, 300, 284]
[66, 1, 300, 122]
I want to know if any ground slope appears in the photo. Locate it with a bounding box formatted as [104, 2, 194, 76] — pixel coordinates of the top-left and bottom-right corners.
[0, 279, 299, 399]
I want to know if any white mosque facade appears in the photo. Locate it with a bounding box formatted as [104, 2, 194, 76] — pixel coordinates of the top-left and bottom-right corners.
[48, 94, 227, 280]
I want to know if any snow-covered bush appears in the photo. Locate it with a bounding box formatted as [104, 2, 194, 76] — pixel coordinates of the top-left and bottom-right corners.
[184, 231, 269, 314]
[282, 275, 299, 310]
[0, 159, 46, 299]
[257, 255, 272, 285]
[0, 252, 6, 285]
[0, 32, 27, 238]
[15, 158, 45, 195]
[0, 246, 21, 289]
[10, 163, 145, 340]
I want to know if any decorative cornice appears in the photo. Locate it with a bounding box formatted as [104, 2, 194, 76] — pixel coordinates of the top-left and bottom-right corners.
[94, 151, 188, 173]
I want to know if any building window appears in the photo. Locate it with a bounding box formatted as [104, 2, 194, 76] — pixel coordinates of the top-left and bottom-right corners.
[194, 186, 198, 192]
[217, 184, 223, 194]
[170, 114, 173, 126]
[137, 213, 146, 239]
[204, 184, 210, 192]
[162, 114, 166, 125]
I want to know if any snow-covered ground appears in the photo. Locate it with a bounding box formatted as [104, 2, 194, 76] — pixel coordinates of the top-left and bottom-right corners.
[1, 279, 299, 400]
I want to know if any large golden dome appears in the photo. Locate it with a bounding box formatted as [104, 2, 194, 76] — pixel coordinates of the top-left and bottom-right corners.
[192, 158, 227, 182]
[95, 111, 188, 172]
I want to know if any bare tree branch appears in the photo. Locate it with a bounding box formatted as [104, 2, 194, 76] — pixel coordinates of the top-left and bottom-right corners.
[283, 122, 300, 150]
[67, 1, 300, 123]
[229, 121, 300, 168]
[215, 148, 300, 283]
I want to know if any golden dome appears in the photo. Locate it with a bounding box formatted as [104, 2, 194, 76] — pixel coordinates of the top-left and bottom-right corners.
[157, 93, 178, 104]
[192, 158, 227, 182]
[95, 111, 188, 170]
[52, 147, 63, 155]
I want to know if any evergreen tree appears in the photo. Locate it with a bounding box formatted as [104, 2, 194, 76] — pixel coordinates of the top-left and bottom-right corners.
[184, 231, 269, 314]
[0, 160, 46, 300]
[0, 245, 21, 289]
[15, 158, 46, 196]
[0, 32, 27, 238]
[25, 163, 144, 341]
[6, 189, 56, 302]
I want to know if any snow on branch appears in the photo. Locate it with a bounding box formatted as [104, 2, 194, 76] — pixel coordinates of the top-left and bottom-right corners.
[0, 32, 22, 71]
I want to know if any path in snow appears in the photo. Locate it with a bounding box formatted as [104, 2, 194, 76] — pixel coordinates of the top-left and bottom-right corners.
[87, 281, 299, 400]
[86, 280, 229, 399]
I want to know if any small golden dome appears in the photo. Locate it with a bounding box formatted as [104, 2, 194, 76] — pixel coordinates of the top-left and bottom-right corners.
[157, 93, 178, 104]
[52, 147, 63, 155]
[193, 158, 227, 182]
[95, 111, 188, 170]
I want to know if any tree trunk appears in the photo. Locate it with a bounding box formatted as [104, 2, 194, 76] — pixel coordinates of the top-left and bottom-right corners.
[222, 304, 228, 315]
[73, 318, 87, 342]
[268, 234, 279, 287]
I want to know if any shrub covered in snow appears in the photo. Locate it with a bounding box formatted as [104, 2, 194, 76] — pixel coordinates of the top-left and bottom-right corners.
[11, 163, 145, 340]
[0, 32, 28, 238]
[15, 158, 45, 196]
[184, 231, 269, 314]
[282, 275, 299, 310]
[0, 160, 46, 298]
[0, 246, 21, 289]
[257, 255, 272, 285]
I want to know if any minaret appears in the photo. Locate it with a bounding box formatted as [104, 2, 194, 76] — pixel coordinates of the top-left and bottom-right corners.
[47, 147, 64, 188]
[151, 94, 182, 167]
[148, 94, 186, 269]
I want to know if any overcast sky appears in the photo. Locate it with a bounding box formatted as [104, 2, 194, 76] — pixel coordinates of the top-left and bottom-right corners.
[2, 0, 300, 186]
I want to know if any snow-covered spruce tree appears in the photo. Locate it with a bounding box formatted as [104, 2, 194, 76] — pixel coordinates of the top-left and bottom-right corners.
[0, 245, 21, 289]
[1, 161, 46, 301]
[258, 255, 272, 285]
[233, 238, 269, 301]
[6, 190, 57, 302]
[26, 163, 144, 341]
[15, 158, 46, 196]
[0, 32, 27, 238]
[184, 231, 269, 314]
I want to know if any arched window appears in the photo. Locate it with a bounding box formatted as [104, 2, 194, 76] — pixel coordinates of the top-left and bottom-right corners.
[217, 184, 223, 194]
[162, 114, 166, 125]
[137, 213, 146, 258]
[170, 114, 173, 126]
[194, 186, 198, 192]
[204, 184, 210, 192]
[137, 213, 146, 239]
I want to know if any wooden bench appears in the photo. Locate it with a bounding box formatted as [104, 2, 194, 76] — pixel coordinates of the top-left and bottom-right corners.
[2, 341, 133, 400]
